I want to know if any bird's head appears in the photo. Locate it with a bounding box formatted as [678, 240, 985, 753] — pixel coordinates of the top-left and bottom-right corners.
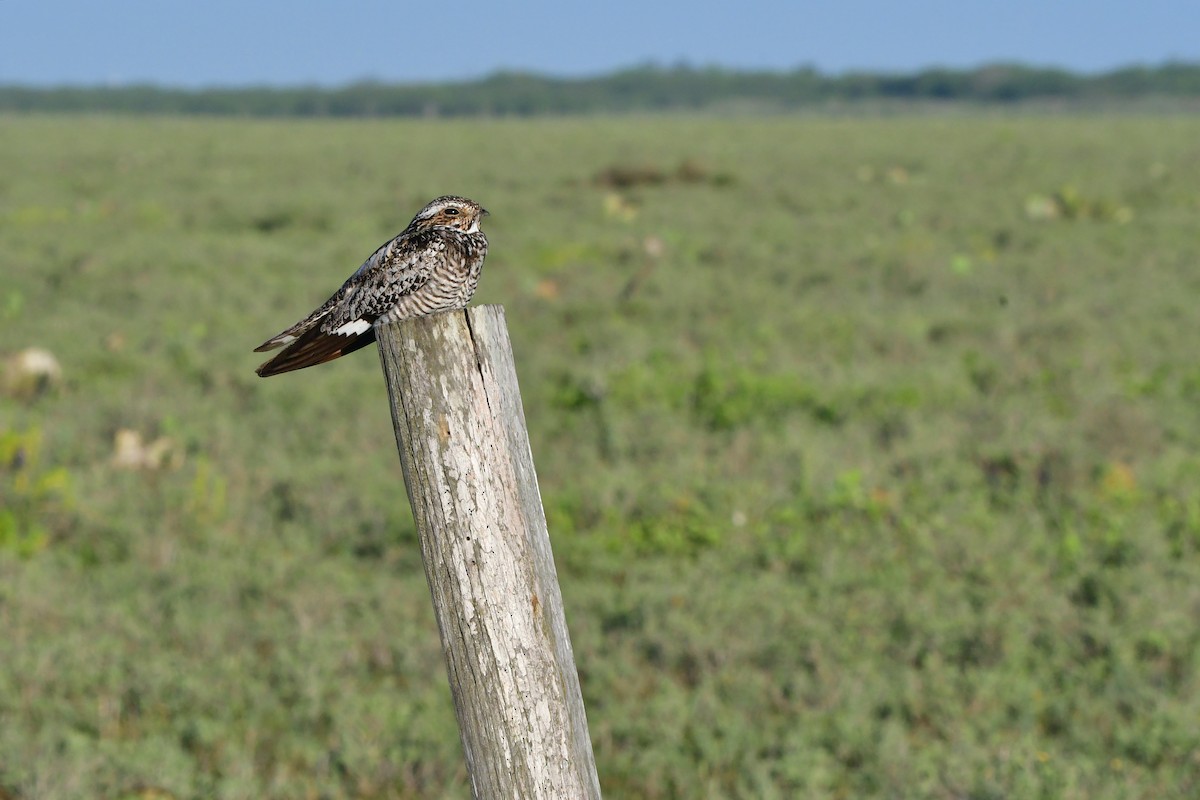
[411, 195, 489, 234]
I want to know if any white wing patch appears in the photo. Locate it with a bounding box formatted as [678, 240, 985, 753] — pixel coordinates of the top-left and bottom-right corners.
[333, 318, 372, 337]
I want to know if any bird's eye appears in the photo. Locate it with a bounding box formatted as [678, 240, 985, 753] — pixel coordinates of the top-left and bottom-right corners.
[443, 207, 460, 216]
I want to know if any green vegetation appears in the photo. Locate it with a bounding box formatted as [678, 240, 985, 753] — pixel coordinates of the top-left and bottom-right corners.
[3, 62, 1200, 116]
[2, 114, 1199, 798]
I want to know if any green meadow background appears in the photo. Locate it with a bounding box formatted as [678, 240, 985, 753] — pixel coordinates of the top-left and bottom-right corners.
[2, 114, 1199, 798]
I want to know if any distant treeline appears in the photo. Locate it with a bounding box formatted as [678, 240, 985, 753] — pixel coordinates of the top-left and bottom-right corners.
[3, 62, 1199, 117]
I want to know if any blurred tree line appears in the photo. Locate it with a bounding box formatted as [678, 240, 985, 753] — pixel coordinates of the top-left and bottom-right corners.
[3, 62, 1199, 116]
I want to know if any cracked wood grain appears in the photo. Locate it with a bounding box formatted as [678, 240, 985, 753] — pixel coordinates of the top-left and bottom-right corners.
[377, 305, 602, 800]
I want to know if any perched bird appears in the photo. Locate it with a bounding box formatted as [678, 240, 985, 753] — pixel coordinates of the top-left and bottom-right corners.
[254, 195, 489, 377]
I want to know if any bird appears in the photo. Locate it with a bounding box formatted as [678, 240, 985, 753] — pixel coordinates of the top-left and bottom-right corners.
[254, 195, 489, 377]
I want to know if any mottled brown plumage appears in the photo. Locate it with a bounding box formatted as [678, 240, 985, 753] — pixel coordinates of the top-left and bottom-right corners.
[254, 195, 489, 377]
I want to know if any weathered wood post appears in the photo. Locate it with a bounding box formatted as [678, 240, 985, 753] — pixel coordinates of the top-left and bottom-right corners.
[376, 305, 602, 799]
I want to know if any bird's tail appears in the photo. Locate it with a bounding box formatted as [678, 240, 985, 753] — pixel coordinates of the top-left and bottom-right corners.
[255, 323, 377, 377]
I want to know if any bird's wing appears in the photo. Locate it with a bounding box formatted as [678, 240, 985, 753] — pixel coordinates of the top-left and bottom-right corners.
[253, 292, 340, 353]
[253, 314, 379, 377]
[254, 232, 439, 377]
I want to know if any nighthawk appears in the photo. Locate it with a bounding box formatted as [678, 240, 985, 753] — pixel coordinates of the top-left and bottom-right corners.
[254, 195, 489, 377]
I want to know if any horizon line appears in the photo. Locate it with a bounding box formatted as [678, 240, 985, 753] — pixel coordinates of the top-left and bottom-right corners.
[3, 58, 1197, 92]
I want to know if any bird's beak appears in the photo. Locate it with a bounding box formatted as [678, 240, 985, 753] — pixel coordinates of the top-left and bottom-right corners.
[481, 208, 490, 217]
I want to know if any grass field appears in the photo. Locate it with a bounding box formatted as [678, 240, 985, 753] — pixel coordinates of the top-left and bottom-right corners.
[2, 113, 1200, 799]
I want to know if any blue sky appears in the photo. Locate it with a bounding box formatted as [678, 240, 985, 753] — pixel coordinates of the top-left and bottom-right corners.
[1, 1, 1194, 87]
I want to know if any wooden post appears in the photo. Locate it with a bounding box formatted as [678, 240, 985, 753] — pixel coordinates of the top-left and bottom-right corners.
[376, 305, 602, 800]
